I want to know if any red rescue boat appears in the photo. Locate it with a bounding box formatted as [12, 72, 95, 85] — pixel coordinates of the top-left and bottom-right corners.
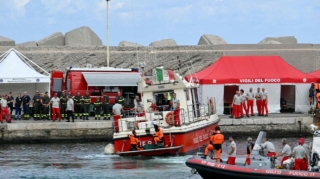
[112, 67, 220, 156]
[186, 131, 320, 179]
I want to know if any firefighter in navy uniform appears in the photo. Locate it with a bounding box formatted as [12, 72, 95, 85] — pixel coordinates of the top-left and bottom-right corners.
[82, 91, 91, 120]
[103, 92, 110, 120]
[73, 91, 83, 119]
[94, 97, 102, 120]
[115, 91, 125, 106]
[115, 91, 125, 117]
[41, 92, 50, 120]
[60, 91, 67, 120]
[32, 91, 41, 120]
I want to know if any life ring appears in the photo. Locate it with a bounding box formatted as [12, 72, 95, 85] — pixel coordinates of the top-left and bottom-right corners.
[165, 112, 174, 125]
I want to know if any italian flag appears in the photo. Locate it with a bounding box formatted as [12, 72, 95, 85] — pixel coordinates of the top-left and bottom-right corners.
[156, 68, 174, 82]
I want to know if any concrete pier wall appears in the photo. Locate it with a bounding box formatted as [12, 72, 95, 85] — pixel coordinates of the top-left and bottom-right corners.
[0, 116, 314, 143]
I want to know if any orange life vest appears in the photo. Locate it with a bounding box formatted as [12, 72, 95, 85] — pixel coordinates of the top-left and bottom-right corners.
[155, 127, 163, 138]
[213, 132, 224, 144]
[129, 134, 139, 144]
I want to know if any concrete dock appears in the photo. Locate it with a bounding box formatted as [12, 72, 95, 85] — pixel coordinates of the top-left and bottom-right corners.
[0, 113, 315, 143]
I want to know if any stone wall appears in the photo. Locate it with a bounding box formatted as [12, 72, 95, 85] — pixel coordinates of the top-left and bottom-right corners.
[0, 44, 319, 76]
[0, 122, 113, 143]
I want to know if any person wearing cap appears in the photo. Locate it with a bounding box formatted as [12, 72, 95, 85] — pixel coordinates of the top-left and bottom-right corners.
[202, 126, 224, 162]
[60, 90, 68, 120]
[102, 92, 110, 120]
[21, 91, 31, 119]
[82, 91, 91, 120]
[245, 137, 255, 165]
[0, 94, 11, 123]
[66, 95, 75, 122]
[227, 136, 236, 165]
[261, 138, 276, 157]
[290, 138, 308, 170]
[49, 93, 61, 122]
[153, 122, 164, 145]
[32, 90, 41, 120]
[275, 138, 292, 166]
[41, 92, 50, 120]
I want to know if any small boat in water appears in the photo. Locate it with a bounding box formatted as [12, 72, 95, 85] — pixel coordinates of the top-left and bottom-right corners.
[186, 130, 320, 179]
[112, 68, 220, 156]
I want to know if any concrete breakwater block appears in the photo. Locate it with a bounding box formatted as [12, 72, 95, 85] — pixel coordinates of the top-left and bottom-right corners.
[198, 34, 227, 45]
[118, 41, 143, 47]
[0, 35, 15, 46]
[65, 26, 102, 46]
[259, 36, 297, 44]
[149, 39, 177, 47]
[16, 41, 38, 47]
[37, 32, 65, 46]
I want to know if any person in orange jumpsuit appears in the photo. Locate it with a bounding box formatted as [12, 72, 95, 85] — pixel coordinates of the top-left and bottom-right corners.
[153, 123, 163, 144]
[202, 126, 224, 162]
[129, 130, 142, 150]
[317, 92, 320, 109]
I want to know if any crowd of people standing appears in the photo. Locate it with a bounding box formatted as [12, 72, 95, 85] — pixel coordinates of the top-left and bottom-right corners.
[229, 87, 268, 119]
[0, 90, 146, 123]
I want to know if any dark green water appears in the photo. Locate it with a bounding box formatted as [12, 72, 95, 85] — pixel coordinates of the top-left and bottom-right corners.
[0, 137, 312, 179]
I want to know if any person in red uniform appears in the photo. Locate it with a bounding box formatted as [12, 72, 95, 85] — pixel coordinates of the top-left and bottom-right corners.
[227, 136, 236, 165]
[129, 130, 142, 150]
[275, 138, 291, 166]
[255, 88, 262, 116]
[202, 126, 224, 162]
[246, 88, 255, 116]
[0, 94, 11, 123]
[240, 89, 248, 118]
[261, 88, 268, 117]
[229, 91, 241, 119]
[290, 138, 308, 170]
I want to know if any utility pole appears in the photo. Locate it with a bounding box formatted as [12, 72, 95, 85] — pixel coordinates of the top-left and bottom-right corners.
[106, 0, 110, 67]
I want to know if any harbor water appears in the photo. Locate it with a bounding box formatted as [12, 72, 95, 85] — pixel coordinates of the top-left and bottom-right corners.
[0, 137, 312, 179]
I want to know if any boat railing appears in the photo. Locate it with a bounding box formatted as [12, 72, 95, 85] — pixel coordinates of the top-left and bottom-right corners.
[186, 103, 210, 124]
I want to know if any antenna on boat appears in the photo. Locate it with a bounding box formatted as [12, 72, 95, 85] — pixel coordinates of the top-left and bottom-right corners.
[106, 0, 110, 67]
[130, 0, 140, 70]
[185, 52, 199, 84]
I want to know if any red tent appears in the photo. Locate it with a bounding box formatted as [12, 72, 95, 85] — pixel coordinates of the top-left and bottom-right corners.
[186, 56, 316, 84]
[308, 69, 320, 82]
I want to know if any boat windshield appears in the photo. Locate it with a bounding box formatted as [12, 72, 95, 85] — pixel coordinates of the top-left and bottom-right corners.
[253, 131, 267, 150]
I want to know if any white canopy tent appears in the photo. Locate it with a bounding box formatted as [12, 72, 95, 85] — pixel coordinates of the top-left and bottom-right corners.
[0, 48, 50, 98]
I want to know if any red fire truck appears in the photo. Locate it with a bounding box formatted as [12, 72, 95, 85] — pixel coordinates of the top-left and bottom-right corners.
[50, 66, 140, 110]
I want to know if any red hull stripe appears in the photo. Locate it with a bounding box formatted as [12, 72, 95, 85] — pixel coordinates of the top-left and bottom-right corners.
[187, 158, 320, 178]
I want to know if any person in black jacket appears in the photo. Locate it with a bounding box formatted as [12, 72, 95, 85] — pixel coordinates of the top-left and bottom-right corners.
[15, 93, 22, 120]
[310, 83, 315, 105]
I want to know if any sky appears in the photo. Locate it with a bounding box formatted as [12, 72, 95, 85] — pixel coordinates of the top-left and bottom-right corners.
[0, 0, 319, 46]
